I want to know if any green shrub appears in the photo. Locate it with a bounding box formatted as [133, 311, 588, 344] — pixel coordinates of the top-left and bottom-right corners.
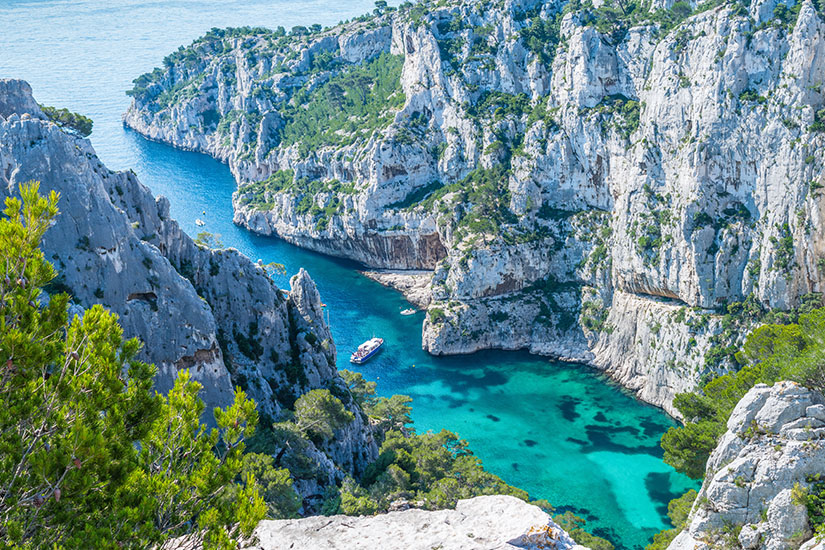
[519, 13, 562, 64]
[770, 223, 795, 271]
[553, 511, 615, 550]
[792, 475, 825, 536]
[645, 490, 698, 550]
[0, 182, 264, 549]
[234, 321, 263, 360]
[739, 89, 767, 104]
[293, 389, 354, 441]
[428, 307, 447, 324]
[39, 105, 93, 137]
[361, 429, 528, 511]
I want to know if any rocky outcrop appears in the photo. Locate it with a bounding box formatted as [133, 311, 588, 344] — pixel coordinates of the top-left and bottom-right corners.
[0, 78, 377, 498]
[802, 539, 825, 550]
[360, 270, 433, 309]
[168, 495, 588, 550]
[667, 382, 825, 550]
[123, 0, 825, 411]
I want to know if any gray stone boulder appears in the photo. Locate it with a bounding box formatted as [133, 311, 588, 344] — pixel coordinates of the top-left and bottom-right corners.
[0, 79, 43, 119]
[168, 495, 589, 550]
[668, 381, 825, 550]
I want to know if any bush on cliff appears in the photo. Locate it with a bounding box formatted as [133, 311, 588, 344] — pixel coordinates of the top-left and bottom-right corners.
[644, 489, 697, 550]
[553, 511, 615, 550]
[245, 388, 359, 491]
[238, 453, 302, 519]
[276, 52, 405, 155]
[294, 388, 355, 440]
[0, 182, 265, 549]
[39, 105, 93, 137]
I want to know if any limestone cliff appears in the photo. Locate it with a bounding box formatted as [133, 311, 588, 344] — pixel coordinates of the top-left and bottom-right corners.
[0, 78, 377, 499]
[123, 0, 825, 412]
[667, 381, 825, 550]
[168, 495, 588, 550]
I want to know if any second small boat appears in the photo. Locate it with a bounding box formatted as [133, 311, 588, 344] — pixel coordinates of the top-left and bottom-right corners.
[350, 337, 384, 364]
[400, 308, 416, 315]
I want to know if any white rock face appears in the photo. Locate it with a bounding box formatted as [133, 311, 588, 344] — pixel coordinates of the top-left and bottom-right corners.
[590, 291, 724, 415]
[800, 538, 825, 550]
[668, 382, 825, 550]
[170, 495, 588, 550]
[0, 78, 377, 499]
[123, 1, 825, 411]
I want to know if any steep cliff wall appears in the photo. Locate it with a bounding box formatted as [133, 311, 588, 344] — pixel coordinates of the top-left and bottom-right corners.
[0, 78, 377, 497]
[124, 0, 825, 412]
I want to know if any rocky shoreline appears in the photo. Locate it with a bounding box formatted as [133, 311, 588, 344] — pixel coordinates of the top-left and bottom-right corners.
[359, 269, 433, 309]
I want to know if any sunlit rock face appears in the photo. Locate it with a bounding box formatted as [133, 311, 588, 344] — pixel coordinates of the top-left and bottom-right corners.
[167, 495, 589, 550]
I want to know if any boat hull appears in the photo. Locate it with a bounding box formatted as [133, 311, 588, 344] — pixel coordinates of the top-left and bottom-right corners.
[350, 341, 383, 364]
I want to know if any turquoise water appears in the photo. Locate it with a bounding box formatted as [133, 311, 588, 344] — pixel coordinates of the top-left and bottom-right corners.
[0, 2, 698, 547]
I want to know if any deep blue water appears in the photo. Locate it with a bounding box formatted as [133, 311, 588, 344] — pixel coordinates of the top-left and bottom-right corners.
[0, 2, 698, 547]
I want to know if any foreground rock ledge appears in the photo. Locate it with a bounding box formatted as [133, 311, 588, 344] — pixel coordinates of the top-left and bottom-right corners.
[170, 495, 588, 550]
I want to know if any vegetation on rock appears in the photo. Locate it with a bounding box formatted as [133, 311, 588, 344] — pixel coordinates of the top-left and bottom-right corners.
[39, 105, 93, 137]
[552, 511, 616, 550]
[276, 52, 405, 155]
[662, 307, 825, 479]
[650, 305, 825, 545]
[0, 183, 264, 549]
[793, 474, 825, 540]
[644, 489, 698, 550]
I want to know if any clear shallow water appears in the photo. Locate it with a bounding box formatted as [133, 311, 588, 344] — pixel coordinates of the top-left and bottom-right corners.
[0, 2, 698, 547]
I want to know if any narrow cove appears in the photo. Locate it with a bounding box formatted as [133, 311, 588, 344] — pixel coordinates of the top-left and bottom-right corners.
[124, 134, 699, 549]
[0, 1, 699, 546]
